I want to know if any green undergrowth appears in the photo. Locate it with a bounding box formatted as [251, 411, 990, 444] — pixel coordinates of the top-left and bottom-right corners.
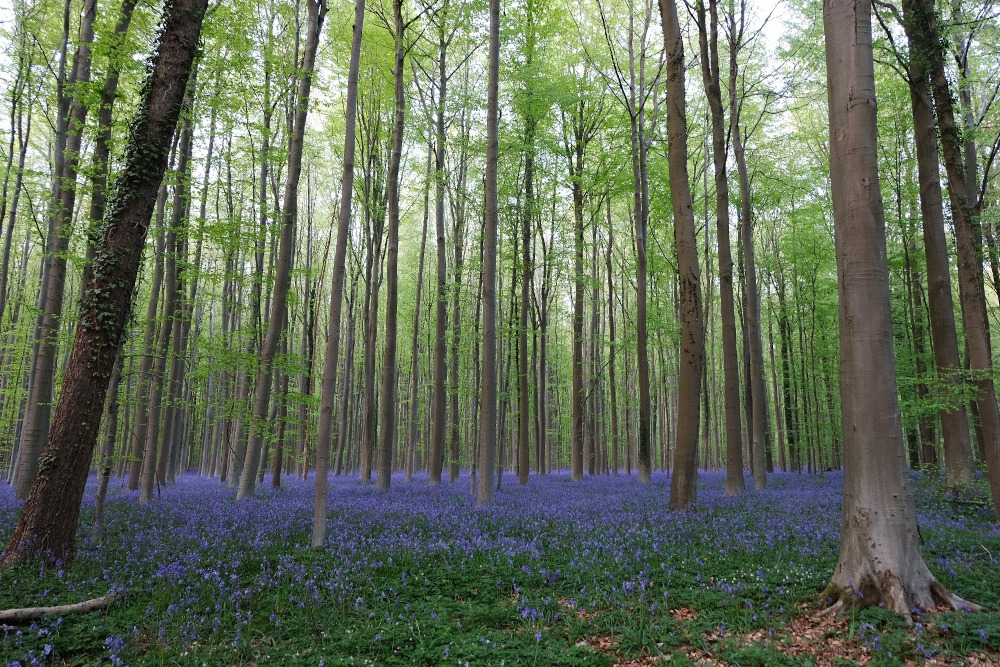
[0, 471, 998, 666]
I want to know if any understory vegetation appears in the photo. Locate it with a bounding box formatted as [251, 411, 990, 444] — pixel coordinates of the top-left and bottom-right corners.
[1, 471, 998, 666]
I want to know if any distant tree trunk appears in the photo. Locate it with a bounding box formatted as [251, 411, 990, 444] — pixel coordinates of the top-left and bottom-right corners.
[606, 199, 620, 476]
[897, 3, 976, 489]
[0, 0, 208, 568]
[375, 0, 406, 492]
[15, 0, 97, 499]
[407, 141, 432, 482]
[314, 0, 364, 546]
[478, 0, 499, 505]
[661, 0, 704, 510]
[91, 346, 124, 543]
[695, 0, 743, 495]
[140, 111, 193, 504]
[818, 0, 978, 614]
[518, 117, 536, 485]
[906, 0, 1000, 513]
[239, 0, 326, 499]
[429, 12, 449, 485]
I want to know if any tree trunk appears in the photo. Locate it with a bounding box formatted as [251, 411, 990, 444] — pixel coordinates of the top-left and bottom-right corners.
[818, 0, 977, 614]
[375, 0, 406, 492]
[314, 0, 364, 541]
[239, 0, 326, 499]
[477, 0, 499, 505]
[696, 0, 744, 495]
[0, 0, 208, 568]
[661, 0, 704, 510]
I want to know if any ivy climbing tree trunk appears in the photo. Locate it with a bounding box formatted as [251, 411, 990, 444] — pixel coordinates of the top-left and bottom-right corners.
[0, 0, 208, 568]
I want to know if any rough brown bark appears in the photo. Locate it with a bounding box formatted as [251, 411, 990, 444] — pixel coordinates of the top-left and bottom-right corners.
[0, 0, 208, 568]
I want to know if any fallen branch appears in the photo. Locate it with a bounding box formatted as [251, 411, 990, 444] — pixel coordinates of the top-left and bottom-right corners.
[0, 592, 120, 624]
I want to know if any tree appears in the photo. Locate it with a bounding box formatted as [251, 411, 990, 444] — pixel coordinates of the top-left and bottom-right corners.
[694, 0, 744, 495]
[478, 0, 499, 505]
[817, 0, 979, 614]
[0, 0, 209, 568]
[315, 0, 366, 546]
[661, 0, 704, 510]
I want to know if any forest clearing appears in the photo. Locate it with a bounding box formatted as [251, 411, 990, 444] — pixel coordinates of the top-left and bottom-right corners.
[1, 471, 998, 665]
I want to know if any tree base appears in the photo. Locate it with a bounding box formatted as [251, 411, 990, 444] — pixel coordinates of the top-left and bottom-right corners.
[815, 572, 982, 621]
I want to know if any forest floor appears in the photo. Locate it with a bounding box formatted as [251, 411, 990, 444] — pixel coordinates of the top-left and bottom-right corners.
[1, 468, 998, 666]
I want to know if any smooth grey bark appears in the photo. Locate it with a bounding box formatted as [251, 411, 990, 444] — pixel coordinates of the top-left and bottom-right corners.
[662, 0, 704, 511]
[818, 0, 977, 615]
[695, 0, 744, 495]
[314, 0, 364, 546]
[239, 0, 326, 499]
[477, 0, 499, 505]
[375, 0, 407, 492]
[15, 0, 97, 499]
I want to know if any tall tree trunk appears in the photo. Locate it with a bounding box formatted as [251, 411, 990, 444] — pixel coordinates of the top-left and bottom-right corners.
[905, 0, 1000, 513]
[606, 199, 620, 476]
[696, 0, 744, 495]
[239, 0, 326, 499]
[314, 0, 364, 546]
[818, 0, 976, 613]
[429, 13, 449, 485]
[0, 0, 208, 568]
[477, 0, 500, 505]
[899, 8, 975, 488]
[15, 0, 97, 499]
[375, 0, 406, 491]
[662, 0, 704, 510]
[406, 142, 432, 481]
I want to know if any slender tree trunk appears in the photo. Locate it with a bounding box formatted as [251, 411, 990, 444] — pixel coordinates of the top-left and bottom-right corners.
[407, 141, 432, 482]
[906, 0, 1000, 513]
[15, 0, 97, 499]
[662, 0, 704, 510]
[375, 0, 406, 491]
[478, 0, 500, 504]
[313, 0, 363, 546]
[696, 0, 743, 494]
[239, 0, 326, 499]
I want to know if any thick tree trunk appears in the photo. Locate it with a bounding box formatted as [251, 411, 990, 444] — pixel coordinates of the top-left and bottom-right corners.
[818, 0, 977, 614]
[662, 0, 704, 510]
[0, 0, 208, 568]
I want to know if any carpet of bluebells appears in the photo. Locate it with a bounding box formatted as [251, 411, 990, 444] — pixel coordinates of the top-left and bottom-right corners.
[0, 469, 998, 666]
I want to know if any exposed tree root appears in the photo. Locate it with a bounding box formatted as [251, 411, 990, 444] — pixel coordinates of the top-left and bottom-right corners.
[814, 571, 983, 622]
[0, 591, 121, 624]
